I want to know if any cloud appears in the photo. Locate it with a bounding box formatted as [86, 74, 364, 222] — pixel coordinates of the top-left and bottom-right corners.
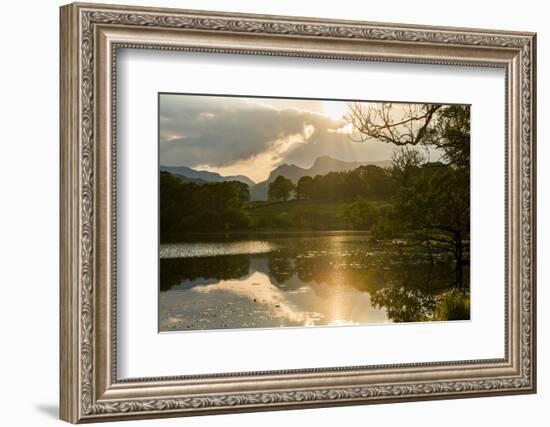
[281, 125, 396, 168]
[159, 94, 346, 168]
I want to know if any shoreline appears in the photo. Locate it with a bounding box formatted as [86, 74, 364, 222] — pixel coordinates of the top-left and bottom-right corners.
[161, 229, 371, 244]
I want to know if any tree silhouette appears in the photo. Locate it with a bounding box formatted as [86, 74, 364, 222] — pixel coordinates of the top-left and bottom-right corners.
[346, 103, 469, 169]
[268, 175, 295, 201]
[296, 175, 314, 200]
[347, 103, 470, 286]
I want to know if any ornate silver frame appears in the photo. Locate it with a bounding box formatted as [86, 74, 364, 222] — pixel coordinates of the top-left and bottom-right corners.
[60, 2, 537, 423]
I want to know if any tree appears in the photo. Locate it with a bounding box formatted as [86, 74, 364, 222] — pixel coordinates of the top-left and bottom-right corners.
[424, 105, 470, 169]
[338, 196, 378, 229]
[358, 165, 395, 198]
[159, 172, 251, 239]
[346, 103, 471, 286]
[372, 166, 470, 285]
[268, 175, 295, 201]
[346, 103, 469, 169]
[347, 103, 441, 146]
[296, 176, 314, 200]
[230, 180, 251, 205]
[390, 146, 427, 186]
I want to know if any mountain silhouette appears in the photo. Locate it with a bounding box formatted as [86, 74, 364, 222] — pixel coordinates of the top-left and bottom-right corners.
[159, 165, 255, 187]
[160, 156, 391, 201]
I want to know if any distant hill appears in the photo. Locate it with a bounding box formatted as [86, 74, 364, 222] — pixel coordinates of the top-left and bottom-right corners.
[310, 156, 391, 176]
[160, 165, 255, 187]
[167, 173, 208, 185]
[250, 156, 391, 201]
[160, 157, 392, 201]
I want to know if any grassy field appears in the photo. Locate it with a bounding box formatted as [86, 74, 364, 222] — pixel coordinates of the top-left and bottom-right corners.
[246, 199, 386, 230]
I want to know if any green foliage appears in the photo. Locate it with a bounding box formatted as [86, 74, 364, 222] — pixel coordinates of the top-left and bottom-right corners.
[433, 288, 470, 321]
[247, 200, 351, 230]
[350, 103, 471, 288]
[370, 161, 470, 272]
[296, 175, 314, 200]
[369, 204, 394, 240]
[338, 196, 379, 229]
[371, 285, 470, 323]
[160, 172, 250, 240]
[301, 165, 396, 202]
[425, 105, 470, 169]
[161, 165, 400, 237]
[371, 286, 437, 323]
[271, 165, 397, 203]
[268, 175, 295, 201]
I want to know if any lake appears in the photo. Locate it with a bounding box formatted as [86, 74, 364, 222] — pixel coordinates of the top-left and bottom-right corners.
[159, 231, 466, 332]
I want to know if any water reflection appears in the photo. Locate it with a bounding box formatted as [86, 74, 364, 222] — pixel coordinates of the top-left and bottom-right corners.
[159, 233, 469, 331]
[161, 240, 275, 258]
[160, 255, 250, 291]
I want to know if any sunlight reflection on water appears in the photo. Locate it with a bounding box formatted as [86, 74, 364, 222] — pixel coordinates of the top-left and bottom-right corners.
[160, 240, 276, 258]
[159, 234, 393, 332]
[159, 233, 464, 332]
[160, 268, 388, 332]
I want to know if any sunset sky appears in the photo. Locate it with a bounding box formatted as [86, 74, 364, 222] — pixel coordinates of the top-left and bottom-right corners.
[159, 94, 437, 183]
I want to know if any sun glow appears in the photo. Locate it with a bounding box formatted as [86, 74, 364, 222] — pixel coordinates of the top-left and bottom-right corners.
[322, 101, 350, 121]
[334, 123, 353, 135]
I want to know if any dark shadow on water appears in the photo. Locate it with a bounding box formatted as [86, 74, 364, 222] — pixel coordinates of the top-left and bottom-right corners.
[35, 404, 58, 419]
[160, 254, 250, 291]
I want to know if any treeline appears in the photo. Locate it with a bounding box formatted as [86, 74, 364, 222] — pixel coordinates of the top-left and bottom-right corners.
[337, 161, 456, 229]
[160, 172, 250, 240]
[160, 162, 459, 237]
[268, 164, 397, 202]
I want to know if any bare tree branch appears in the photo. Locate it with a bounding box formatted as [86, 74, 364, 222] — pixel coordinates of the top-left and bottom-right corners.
[346, 102, 442, 146]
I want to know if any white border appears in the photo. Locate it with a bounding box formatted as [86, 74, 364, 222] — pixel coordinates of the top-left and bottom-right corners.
[116, 49, 505, 378]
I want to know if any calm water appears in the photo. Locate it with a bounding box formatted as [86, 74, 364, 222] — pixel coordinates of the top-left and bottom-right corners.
[159, 232, 464, 332]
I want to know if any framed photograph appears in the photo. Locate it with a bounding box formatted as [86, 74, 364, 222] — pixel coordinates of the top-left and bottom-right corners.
[60, 2, 536, 423]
